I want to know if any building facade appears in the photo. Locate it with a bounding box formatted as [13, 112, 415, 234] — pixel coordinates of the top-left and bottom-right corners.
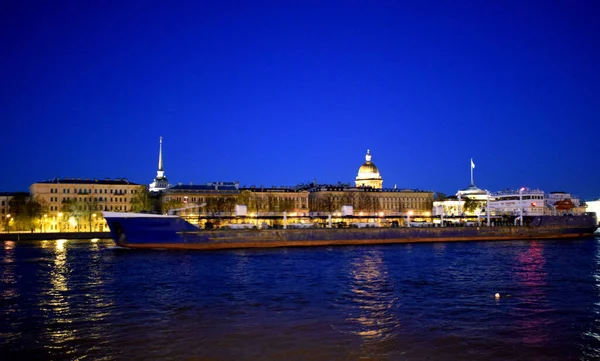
[160, 182, 310, 227]
[308, 184, 433, 218]
[1, 192, 17, 232]
[29, 178, 141, 232]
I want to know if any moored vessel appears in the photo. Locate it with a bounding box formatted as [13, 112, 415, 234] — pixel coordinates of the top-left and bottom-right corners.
[103, 211, 598, 250]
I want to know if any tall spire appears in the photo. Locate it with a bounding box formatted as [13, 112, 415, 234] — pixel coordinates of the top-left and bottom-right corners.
[365, 149, 372, 163]
[158, 136, 163, 172]
[155, 136, 165, 180]
[149, 136, 169, 192]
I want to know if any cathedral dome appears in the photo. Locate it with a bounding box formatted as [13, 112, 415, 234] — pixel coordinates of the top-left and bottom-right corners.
[358, 162, 380, 175]
[355, 149, 383, 189]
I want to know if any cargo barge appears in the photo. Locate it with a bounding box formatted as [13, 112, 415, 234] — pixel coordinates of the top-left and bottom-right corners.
[102, 211, 598, 250]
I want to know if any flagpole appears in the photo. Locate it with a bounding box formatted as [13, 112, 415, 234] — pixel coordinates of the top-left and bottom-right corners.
[470, 158, 474, 186]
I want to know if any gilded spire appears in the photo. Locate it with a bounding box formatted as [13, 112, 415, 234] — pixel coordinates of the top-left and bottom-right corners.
[158, 136, 163, 171]
[365, 149, 371, 162]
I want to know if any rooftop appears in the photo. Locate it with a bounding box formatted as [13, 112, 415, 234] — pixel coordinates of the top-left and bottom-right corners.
[36, 177, 139, 186]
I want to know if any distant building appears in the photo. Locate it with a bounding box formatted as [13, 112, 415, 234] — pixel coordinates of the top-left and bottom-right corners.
[162, 182, 241, 217]
[238, 185, 309, 216]
[433, 178, 587, 220]
[355, 149, 383, 189]
[149, 136, 170, 192]
[158, 146, 432, 226]
[433, 159, 491, 218]
[161, 182, 310, 220]
[30, 177, 140, 231]
[1, 192, 19, 232]
[0, 192, 17, 216]
[307, 183, 433, 218]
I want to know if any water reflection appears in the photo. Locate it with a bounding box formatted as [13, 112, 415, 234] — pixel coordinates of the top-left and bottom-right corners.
[582, 240, 600, 359]
[513, 241, 550, 345]
[83, 240, 113, 345]
[47, 240, 75, 346]
[1, 241, 18, 299]
[1, 240, 20, 342]
[341, 250, 400, 343]
[232, 250, 251, 285]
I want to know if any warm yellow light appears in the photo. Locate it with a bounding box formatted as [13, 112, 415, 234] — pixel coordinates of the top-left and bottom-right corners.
[359, 212, 364, 216]
[92, 213, 96, 218]
[58, 212, 63, 217]
[6, 214, 10, 218]
[43, 214, 47, 218]
[379, 212, 384, 217]
[408, 210, 414, 215]
[56, 239, 68, 251]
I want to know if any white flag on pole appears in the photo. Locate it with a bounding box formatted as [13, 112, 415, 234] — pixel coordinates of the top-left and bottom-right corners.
[471, 158, 475, 169]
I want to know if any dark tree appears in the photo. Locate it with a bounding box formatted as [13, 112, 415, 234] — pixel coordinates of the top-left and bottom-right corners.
[8, 193, 44, 232]
[434, 192, 448, 201]
[130, 185, 153, 212]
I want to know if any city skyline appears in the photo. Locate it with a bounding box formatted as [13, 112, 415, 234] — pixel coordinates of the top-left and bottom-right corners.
[3, 1, 599, 199]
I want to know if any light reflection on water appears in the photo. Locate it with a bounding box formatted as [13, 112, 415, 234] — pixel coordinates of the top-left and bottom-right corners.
[512, 241, 550, 345]
[1, 241, 18, 300]
[1, 239, 20, 347]
[1, 238, 600, 360]
[344, 250, 400, 342]
[581, 239, 600, 359]
[43, 240, 76, 351]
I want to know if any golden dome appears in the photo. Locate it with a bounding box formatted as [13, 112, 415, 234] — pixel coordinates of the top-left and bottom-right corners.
[355, 149, 383, 188]
[358, 162, 380, 175]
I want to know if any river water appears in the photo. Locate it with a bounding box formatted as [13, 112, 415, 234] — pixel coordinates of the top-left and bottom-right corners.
[2, 238, 600, 360]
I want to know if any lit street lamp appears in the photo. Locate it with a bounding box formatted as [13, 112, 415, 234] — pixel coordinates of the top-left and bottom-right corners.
[6, 214, 11, 233]
[406, 210, 413, 227]
[58, 212, 63, 232]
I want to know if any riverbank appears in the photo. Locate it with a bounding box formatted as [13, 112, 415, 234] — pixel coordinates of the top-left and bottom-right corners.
[0, 232, 111, 241]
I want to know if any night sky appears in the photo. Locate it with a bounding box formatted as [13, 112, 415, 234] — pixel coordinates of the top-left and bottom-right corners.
[2, 0, 599, 199]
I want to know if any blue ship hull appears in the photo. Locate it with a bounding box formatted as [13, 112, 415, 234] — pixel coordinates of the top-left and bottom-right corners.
[103, 211, 599, 250]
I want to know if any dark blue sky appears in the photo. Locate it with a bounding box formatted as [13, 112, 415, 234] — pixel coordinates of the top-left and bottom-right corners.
[2, 0, 599, 199]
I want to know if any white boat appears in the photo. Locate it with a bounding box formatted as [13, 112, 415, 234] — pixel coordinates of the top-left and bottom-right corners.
[488, 188, 546, 216]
